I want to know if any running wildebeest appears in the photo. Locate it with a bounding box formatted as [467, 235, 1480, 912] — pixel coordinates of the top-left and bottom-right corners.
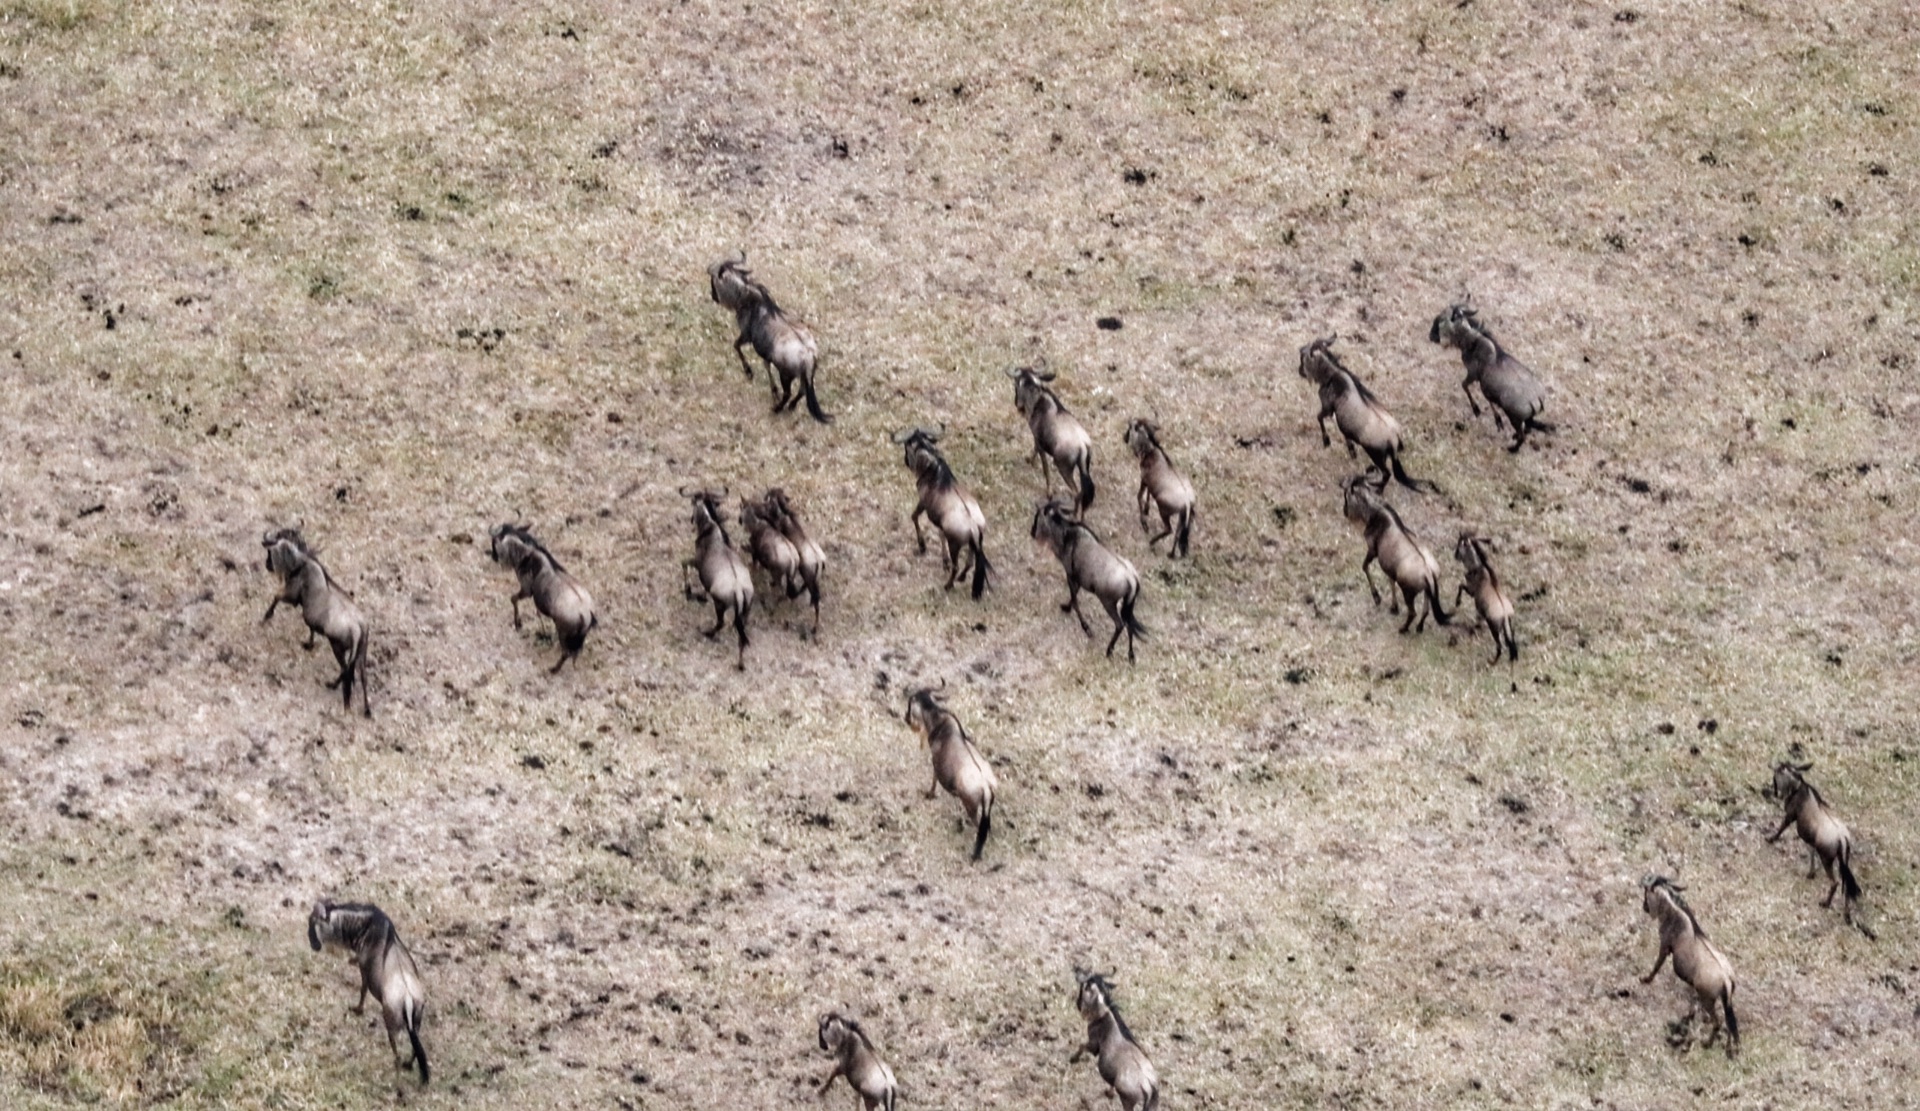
[1123, 418, 1195, 558]
[680, 487, 754, 669]
[261, 528, 372, 716]
[1298, 335, 1435, 493]
[738, 494, 804, 611]
[308, 900, 428, 1085]
[816, 1012, 897, 1111]
[1639, 876, 1739, 1058]
[1071, 972, 1160, 1111]
[1340, 478, 1450, 634]
[902, 681, 999, 860]
[762, 487, 825, 633]
[1030, 498, 1146, 662]
[488, 523, 597, 673]
[1008, 366, 1095, 516]
[1767, 761, 1867, 933]
[1429, 304, 1555, 452]
[708, 252, 831, 422]
[895, 426, 992, 599]
[1453, 533, 1517, 666]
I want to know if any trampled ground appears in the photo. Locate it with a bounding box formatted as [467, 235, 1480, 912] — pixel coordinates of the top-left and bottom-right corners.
[1, 1, 1917, 1106]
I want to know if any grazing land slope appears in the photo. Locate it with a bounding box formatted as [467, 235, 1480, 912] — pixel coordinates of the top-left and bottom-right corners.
[1, 1, 1916, 1106]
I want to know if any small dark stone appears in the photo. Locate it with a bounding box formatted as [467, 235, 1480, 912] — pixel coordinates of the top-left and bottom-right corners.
[1096, 316, 1123, 331]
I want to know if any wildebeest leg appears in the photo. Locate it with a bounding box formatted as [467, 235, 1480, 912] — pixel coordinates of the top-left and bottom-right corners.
[1461, 378, 1481, 417]
[942, 537, 963, 589]
[1822, 860, 1840, 907]
[1401, 585, 1422, 633]
[1508, 418, 1530, 453]
[682, 560, 709, 602]
[1064, 585, 1093, 636]
[262, 598, 281, 624]
[1147, 516, 1173, 548]
[1487, 625, 1504, 665]
[1641, 943, 1671, 983]
[910, 506, 929, 555]
[1807, 845, 1820, 879]
[1764, 814, 1794, 843]
[1103, 602, 1126, 657]
[706, 602, 727, 637]
[304, 626, 319, 650]
[1316, 407, 1334, 448]
[1360, 553, 1383, 605]
[732, 333, 757, 378]
[510, 588, 529, 628]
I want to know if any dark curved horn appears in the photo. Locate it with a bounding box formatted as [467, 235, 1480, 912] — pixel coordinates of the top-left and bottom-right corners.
[935, 676, 947, 691]
[677, 485, 697, 498]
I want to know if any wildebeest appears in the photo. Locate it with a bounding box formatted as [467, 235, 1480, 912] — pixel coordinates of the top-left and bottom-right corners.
[488, 523, 597, 673]
[1767, 762, 1866, 932]
[1429, 304, 1554, 452]
[760, 488, 826, 633]
[902, 681, 999, 860]
[1639, 876, 1739, 1058]
[262, 528, 372, 716]
[1030, 498, 1145, 662]
[308, 900, 428, 1085]
[1071, 972, 1160, 1111]
[816, 1012, 897, 1111]
[680, 488, 754, 669]
[1008, 366, 1095, 516]
[1340, 478, 1450, 634]
[1123, 419, 1195, 558]
[895, 426, 991, 599]
[708, 252, 831, 422]
[738, 494, 805, 610]
[1453, 533, 1517, 666]
[1298, 335, 1435, 493]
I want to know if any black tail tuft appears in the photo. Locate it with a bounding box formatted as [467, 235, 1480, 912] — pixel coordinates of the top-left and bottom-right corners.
[1390, 454, 1436, 495]
[972, 799, 992, 861]
[1840, 855, 1862, 903]
[1123, 591, 1149, 641]
[803, 375, 833, 423]
[1428, 583, 1453, 626]
[407, 1008, 429, 1085]
[970, 541, 992, 600]
[355, 628, 372, 718]
[1720, 987, 1738, 1049]
[1077, 455, 1095, 514]
[1507, 628, 1519, 662]
[1530, 417, 1559, 433]
[1174, 507, 1192, 558]
[734, 600, 751, 667]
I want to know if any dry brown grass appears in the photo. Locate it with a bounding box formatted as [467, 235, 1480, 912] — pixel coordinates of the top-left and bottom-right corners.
[2, 0, 1917, 1106]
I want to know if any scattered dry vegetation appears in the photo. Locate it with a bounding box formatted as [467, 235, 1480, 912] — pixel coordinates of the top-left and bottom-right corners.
[2, 0, 1916, 1107]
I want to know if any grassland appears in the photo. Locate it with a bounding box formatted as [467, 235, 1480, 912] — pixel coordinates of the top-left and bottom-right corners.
[1, 0, 1916, 1106]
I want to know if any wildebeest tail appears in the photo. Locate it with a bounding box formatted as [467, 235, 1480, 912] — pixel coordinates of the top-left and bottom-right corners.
[354, 626, 373, 718]
[802, 372, 833, 424]
[1840, 854, 1862, 903]
[972, 793, 992, 862]
[1427, 582, 1452, 626]
[970, 540, 992, 600]
[1507, 624, 1519, 662]
[1144, 1078, 1161, 1111]
[1720, 986, 1738, 1047]
[1389, 454, 1436, 495]
[1122, 586, 1148, 641]
[1529, 417, 1558, 433]
[1076, 453, 1095, 514]
[404, 998, 429, 1085]
[1174, 506, 1193, 558]
[561, 621, 591, 656]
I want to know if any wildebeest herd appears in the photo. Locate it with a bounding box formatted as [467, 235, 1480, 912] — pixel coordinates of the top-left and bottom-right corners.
[271, 254, 1873, 1098]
